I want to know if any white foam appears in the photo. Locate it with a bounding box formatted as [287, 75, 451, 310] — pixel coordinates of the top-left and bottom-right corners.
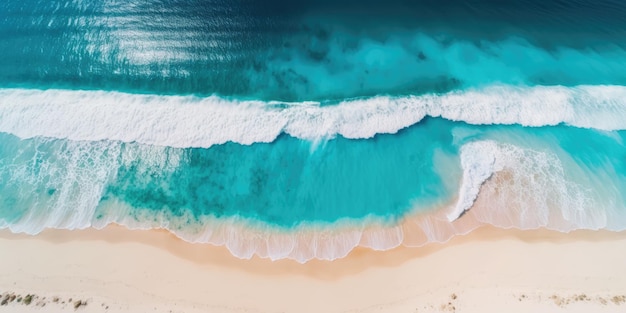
[1, 85, 626, 148]
[0, 139, 182, 236]
[447, 142, 497, 221]
[1, 137, 625, 262]
[451, 140, 613, 230]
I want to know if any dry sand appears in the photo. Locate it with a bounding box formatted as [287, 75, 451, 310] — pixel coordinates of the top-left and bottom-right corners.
[1, 225, 625, 313]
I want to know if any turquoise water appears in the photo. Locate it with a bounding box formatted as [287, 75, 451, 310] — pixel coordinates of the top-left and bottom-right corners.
[1, 0, 626, 261]
[0, 118, 455, 229]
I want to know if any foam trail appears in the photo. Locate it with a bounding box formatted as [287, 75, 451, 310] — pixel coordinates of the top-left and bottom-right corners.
[37, 143, 626, 263]
[446, 139, 600, 222]
[1, 132, 624, 262]
[1, 85, 626, 148]
[451, 140, 620, 230]
[0, 137, 182, 235]
[447, 142, 497, 221]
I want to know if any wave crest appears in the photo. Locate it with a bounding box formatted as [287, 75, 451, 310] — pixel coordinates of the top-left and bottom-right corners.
[1, 85, 626, 148]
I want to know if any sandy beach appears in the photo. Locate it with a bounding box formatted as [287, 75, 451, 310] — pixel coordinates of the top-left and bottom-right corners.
[1, 226, 625, 313]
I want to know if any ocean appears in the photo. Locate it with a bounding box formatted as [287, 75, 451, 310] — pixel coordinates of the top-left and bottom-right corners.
[0, 0, 625, 262]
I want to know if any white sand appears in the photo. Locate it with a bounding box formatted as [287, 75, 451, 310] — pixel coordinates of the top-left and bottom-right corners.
[1, 226, 625, 313]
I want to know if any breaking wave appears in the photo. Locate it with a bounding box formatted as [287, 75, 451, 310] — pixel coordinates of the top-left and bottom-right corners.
[1, 85, 626, 148]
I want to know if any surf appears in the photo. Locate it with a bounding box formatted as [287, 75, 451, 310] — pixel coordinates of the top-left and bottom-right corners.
[1, 85, 626, 149]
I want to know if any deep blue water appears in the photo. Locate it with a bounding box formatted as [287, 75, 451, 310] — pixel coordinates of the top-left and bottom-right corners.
[0, 0, 625, 100]
[0, 0, 625, 261]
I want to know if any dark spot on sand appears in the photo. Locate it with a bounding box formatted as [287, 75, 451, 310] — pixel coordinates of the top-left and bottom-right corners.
[74, 299, 87, 309]
[612, 295, 626, 304]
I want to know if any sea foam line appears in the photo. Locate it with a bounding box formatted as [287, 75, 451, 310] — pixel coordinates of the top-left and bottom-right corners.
[1, 85, 626, 148]
[1, 136, 624, 262]
[101, 140, 626, 262]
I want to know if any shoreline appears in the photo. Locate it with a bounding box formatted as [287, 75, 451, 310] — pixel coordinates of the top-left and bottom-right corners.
[4, 162, 618, 263]
[1, 225, 626, 312]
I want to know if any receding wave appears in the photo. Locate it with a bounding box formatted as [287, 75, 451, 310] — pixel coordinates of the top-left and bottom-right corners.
[1, 85, 626, 148]
[0, 131, 623, 262]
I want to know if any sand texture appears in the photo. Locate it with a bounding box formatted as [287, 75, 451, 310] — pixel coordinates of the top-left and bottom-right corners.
[1, 226, 625, 313]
